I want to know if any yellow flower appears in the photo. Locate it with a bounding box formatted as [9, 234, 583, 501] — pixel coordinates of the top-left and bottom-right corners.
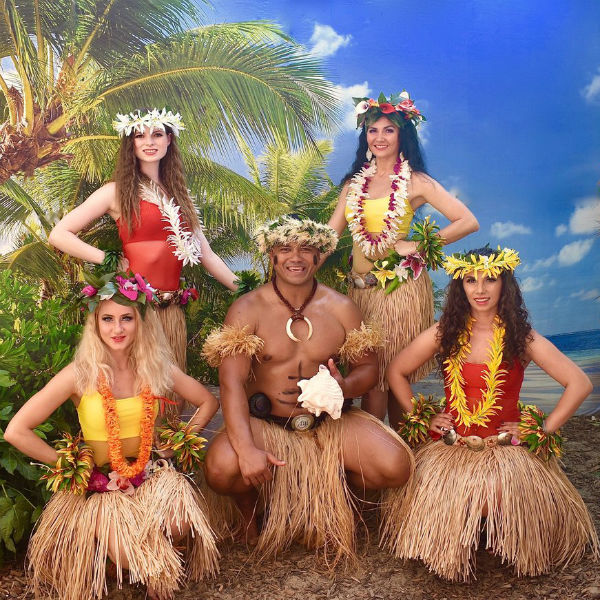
[373, 266, 396, 289]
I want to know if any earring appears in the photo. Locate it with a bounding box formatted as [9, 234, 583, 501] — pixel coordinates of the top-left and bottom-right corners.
[366, 149, 373, 161]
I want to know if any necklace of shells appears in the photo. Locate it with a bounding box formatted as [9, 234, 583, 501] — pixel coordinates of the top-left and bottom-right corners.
[443, 315, 507, 429]
[272, 276, 318, 342]
[345, 154, 411, 257]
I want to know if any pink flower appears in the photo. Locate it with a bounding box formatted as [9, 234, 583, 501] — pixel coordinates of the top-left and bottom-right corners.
[82, 285, 97, 297]
[400, 253, 426, 280]
[115, 276, 138, 301]
[106, 471, 135, 495]
[134, 273, 155, 302]
[87, 469, 109, 492]
[180, 287, 199, 305]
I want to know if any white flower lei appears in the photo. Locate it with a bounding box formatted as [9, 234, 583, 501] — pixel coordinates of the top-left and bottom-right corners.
[345, 155, 411, 257]
[140, 182, 203, 267]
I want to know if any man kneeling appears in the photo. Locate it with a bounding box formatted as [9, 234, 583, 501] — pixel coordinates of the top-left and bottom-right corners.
[203, 217, 413, 565]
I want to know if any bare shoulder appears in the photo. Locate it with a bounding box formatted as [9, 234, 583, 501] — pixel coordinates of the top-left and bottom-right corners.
[224, 285, 269, 329]
[317, 284, 361, 327]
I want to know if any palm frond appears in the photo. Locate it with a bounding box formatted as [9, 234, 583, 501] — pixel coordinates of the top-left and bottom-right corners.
[192, 20, 296, 45]
[0, 178, 53, 233]
[0, 239, 63, 280]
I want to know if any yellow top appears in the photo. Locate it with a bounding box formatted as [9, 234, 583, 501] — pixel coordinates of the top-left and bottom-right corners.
[345, 196, 414, 237]
[77, 391, 158, 442]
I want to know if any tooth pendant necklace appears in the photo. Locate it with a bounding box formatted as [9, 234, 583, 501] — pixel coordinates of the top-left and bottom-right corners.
[272, 276, 317, 342]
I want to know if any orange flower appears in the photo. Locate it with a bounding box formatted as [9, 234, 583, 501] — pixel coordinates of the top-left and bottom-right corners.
[98, 377, 155, 479]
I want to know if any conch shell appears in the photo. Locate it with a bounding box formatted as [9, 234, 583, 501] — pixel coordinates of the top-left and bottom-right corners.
[297, 364, 344, 419]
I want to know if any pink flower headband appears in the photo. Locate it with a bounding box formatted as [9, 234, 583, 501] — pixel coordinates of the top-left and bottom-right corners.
[354, 91, 425, 129]
[81, 271, 157, 318]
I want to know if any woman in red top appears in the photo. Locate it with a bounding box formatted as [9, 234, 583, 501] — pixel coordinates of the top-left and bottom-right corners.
[49, 109, 237, 378]
[381, 246, 598, 581]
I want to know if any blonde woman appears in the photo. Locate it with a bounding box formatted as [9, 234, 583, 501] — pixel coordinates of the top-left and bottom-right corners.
[5, 274, 219, 600]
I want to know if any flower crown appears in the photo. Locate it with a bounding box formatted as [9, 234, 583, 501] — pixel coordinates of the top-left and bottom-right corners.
[443, 247, 521, 279]
[112, 108, 185, 137]
[254, 216, 338, 254]
[354, 91, 425, 129]
[81, 271, 158, 317]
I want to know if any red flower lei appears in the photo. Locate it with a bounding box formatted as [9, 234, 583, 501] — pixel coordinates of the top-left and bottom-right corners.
[97, 377, 155, 479]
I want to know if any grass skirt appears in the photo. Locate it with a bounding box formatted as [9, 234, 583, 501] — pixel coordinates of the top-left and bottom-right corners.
[208, 408, 412, 568]
[380, 440, 599, 581]
[157, 305, 187, 415]
[348, 273, 434, 390]
[27, 465, 219, 600]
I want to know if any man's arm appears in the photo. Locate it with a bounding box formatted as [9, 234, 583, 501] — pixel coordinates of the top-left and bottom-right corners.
[219, 298, 285, 487]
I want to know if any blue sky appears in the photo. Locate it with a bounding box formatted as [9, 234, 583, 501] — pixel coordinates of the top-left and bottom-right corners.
[208, 0, 600, 335]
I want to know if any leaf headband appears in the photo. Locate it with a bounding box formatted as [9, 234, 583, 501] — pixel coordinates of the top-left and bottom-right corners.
[112, 108, 185, 137]
[353, 91, 425, 130]
[254, 216, 338, 254]
[443, 247, 521, 279]
[81, 271, 158, 317]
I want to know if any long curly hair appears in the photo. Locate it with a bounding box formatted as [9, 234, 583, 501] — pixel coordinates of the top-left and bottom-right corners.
[112, 126, 201, 234]
[436, 247, 533, 369]
[340, 117, 427, 184]
[73, 303, 174, 396]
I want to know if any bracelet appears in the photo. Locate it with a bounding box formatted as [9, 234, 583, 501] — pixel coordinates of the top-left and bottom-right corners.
[397, 394, 440, 447]
[97, 249, 121, 274]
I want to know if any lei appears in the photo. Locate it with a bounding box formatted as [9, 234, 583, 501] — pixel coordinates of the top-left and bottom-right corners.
[140, 181, 203, 267]
[345, 154, 411, 257]
[98, 377, 155, 479]
[444, 315, 508, 428]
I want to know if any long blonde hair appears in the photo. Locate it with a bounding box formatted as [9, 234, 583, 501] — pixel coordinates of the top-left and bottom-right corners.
[112, 128, 202, 234]
[73, 304, 174, 396]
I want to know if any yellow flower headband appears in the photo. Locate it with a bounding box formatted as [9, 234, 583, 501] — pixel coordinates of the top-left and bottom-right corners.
[443, 247, 521, 279]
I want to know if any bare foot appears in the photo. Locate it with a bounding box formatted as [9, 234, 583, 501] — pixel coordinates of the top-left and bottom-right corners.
[235, 501, 260, 546]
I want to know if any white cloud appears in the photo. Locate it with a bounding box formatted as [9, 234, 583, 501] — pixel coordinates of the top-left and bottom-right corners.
[309, 24, 352, 58]
[490, 221, 532, 239]
[555, 223, 567, 236]
[333, 81, 371, 131]
[569, 198, 600, 235]
[570, 289, 599, 301]
[417, 121, 430, 147]
[557, 238, 594, 266]
[521, 255, 556, 272]
[521, 276, 544, 293]
[582, 68, 600, 103]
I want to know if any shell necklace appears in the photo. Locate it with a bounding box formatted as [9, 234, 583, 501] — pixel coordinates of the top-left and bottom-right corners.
[272, 276, 317, 342]
[443, 315, 507, 428]
[345, 154, 410, 257]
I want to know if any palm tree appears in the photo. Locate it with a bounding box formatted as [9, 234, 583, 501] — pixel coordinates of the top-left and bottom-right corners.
[0, 1, 339, 283]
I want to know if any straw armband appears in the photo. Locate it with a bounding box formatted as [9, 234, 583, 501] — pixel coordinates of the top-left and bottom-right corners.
[201, 324, 264, 367]
[397, 394, 440, 447]
[519, 405, 563, 460]
[40, 433, 94, 495]
[338, 322, 384, 364]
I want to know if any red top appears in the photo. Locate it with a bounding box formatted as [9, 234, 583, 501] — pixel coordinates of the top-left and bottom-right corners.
[117, 201, 182, 291]
[441, 359, 525, 438]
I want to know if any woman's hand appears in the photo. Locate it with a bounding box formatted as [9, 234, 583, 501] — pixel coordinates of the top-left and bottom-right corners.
[497, 421, 520, 438]
[393, 239, 418, 256]
[429, 412, 455, 435]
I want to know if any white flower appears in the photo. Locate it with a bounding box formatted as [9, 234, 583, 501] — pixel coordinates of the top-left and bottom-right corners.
[399, 90, 410, 100]
[355, 100, 370, 115]
[394, 265, 409, 281]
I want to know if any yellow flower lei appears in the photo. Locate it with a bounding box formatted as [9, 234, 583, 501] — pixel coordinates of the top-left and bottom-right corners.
[444, 315, 508, 428]
[443, 247, 520, 279]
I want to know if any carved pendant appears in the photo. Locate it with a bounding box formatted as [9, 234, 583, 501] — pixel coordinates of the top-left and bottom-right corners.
[286, 316, 313, 342]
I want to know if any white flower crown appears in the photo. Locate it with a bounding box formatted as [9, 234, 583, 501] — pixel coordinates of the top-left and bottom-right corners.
[112, 108, 185, 137]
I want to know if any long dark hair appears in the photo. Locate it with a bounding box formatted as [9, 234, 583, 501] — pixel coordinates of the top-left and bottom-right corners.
[436, 247, 533, 369]
[340, 119, 427, 184]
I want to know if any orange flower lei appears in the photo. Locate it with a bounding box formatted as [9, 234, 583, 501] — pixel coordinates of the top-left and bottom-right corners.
[97, 377, 155, 479]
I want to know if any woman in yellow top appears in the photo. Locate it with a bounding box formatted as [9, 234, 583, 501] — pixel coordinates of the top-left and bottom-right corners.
[329, 92, 479, 426]
[5, 273, 219, 600]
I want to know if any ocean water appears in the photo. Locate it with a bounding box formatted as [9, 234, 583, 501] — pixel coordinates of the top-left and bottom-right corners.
[413, 329, 600, 415]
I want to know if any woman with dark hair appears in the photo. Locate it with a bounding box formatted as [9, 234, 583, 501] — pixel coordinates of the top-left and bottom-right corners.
[49, 109, 237, 379]
[328, 92, 479, 424]
[381, 246, 598, 581]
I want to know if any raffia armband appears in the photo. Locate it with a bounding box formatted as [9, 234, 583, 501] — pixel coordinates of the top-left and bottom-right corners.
[339, 322, 384, 365]
[201, 324, 264, 367]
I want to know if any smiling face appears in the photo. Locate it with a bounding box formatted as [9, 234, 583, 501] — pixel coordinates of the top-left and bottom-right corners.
[366, 115, 401, 160]
[132, 126, 171, 164]
[270, 243, 320, 286]
[462, 271, 503, 314]
[96, 300, 138, 353]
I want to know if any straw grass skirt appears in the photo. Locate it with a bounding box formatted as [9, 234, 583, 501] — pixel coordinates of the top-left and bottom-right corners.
[210, 408, 412, 568]
[380, 440, 599, 581]
[348, 273, 434, 390]
[27, 465, 219, 600]
[157, 304, 186, 371]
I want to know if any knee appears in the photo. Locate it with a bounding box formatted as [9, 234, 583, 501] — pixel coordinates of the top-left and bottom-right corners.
[204, 442, 240, 493]
[376, 444, 412, 489]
